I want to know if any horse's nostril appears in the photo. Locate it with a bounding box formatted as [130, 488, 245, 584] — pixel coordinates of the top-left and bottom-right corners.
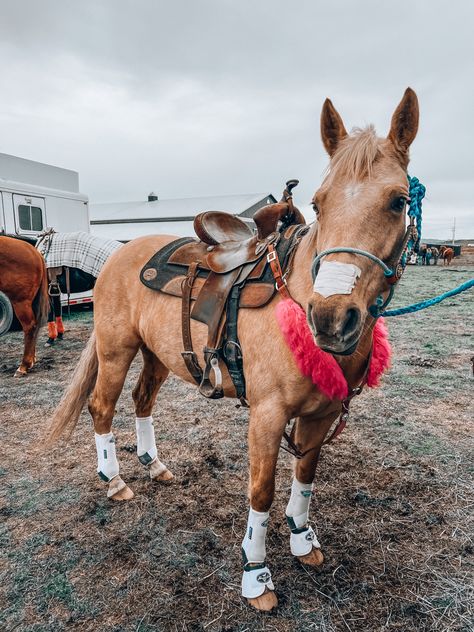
[341, 308, 360, 339]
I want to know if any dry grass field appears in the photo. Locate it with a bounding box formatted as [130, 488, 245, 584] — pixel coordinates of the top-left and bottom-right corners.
[0, 264, 473, 631]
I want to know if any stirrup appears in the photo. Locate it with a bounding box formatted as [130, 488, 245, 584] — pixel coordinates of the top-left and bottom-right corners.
[199, 348, 224, 399]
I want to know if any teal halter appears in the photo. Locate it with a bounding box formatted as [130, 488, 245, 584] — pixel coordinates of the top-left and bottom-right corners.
[311, 175, 425, 318]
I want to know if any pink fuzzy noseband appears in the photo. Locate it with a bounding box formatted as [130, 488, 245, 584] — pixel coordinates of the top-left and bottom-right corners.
[275, 299, 391, 401]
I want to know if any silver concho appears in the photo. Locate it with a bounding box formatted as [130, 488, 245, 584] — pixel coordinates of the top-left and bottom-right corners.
[257, 572, 271, 584]
[143, 268, 157, 281]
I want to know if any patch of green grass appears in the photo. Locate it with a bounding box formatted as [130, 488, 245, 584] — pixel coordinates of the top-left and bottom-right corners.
[403, 433, 446, 457]
[42, 572, 73, 604]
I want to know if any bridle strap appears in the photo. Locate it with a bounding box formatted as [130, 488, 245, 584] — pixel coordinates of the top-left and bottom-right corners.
[311, 247, 394, 279]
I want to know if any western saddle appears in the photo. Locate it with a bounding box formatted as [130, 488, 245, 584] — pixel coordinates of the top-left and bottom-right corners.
[140, 180, 308, 401]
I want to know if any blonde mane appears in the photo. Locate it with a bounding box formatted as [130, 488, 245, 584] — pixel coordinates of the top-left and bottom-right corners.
[327, 125, 380, 182]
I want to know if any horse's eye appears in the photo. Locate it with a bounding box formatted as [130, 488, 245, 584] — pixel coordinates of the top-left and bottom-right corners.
[312, 203, 320, 216]
[391, 196, 407, 212]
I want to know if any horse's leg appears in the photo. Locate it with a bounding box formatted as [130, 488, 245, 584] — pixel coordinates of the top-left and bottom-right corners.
[55, 295, 65, 340]
[285, 411, 339, 567]
[132, 346, 173, 482]
[241, 403, 287, 612]
[45, 297, 58, 347]
[89, 339, 140, 500]
[12, 300, 39, 376]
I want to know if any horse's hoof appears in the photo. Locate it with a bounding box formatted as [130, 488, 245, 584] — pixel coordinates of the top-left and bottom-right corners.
[44, 338, 55, 347]
[57, 333, 64, 340]
[149, 459, 174, 483]
[247, 588, 278, 612]
[107, 476, 134, 501]
[14, 369, 27, 378]
[298, 547, 324, 566]
[110, 485, 134, 501]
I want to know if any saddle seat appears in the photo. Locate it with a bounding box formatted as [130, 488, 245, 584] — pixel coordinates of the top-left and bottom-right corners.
[194, 211, 254, 245]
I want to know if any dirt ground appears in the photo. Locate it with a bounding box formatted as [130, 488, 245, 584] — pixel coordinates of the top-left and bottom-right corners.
[0, 264, 473, 632]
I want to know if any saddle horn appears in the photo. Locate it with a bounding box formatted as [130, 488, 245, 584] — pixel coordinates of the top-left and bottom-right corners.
[254, 179, 306, 240]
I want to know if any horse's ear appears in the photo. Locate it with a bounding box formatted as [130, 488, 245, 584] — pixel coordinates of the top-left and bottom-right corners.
[321, 98, 348, 157]
[388, 88, 419, 157]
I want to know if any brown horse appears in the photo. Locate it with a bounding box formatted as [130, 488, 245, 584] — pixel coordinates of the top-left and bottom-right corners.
[0, 236, 49, 375]
[47, 88, 419, 611]
[440, 245, 454, 265]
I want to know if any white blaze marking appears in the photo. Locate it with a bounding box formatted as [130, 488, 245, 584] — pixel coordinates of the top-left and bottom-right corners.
[345, 183, 362, 199]
[313, 260, 361, 298]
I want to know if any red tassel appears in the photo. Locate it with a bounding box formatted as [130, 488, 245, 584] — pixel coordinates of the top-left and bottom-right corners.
[275, 299, 391, 400]
[275, 299, 349, 400]
[367, 318, 391, 388]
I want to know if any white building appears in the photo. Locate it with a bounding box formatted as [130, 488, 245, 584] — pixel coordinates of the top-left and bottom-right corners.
[90, 192, 277, 241]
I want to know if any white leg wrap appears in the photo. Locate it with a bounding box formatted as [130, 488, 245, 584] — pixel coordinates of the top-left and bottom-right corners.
[241, 508, 274, 599]
[136, 416, 158, 465]
[95, 432, 119, 483]
[285, 478, 321, 557]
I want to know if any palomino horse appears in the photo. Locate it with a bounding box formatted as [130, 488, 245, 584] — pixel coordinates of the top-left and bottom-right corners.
[47, 88, 420, 611]
[440, 245, 454, 265]
[0, 236, 49, 375]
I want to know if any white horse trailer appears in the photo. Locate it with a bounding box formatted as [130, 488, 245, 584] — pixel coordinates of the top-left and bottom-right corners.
[0, 153, 91, 334]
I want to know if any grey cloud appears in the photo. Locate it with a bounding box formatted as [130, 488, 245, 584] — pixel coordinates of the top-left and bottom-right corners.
[0, 0, 473, 237]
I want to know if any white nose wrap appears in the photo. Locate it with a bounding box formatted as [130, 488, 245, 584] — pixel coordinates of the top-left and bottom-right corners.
[95, 432, 119, 482]
[136, 416, 158, 465]
[313, 260, 361, 298]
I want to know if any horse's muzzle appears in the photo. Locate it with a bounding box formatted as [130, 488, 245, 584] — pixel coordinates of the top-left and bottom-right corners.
[307, 301, 362, 355]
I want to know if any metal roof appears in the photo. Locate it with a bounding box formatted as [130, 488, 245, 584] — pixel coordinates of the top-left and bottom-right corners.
[89, 192, 275, 241]
[90, 193, 275, 222]
[423, 239, 463, 245]
[0, 152, 79, 192]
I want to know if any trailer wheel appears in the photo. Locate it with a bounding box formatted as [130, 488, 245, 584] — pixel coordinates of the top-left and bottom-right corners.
[0, 292, 14, 336]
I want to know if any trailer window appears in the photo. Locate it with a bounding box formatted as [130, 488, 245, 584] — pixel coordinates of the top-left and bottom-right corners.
[18, 205, 44, 231]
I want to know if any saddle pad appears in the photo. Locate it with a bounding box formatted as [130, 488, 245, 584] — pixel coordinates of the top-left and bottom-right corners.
[38, 231, 122, 277]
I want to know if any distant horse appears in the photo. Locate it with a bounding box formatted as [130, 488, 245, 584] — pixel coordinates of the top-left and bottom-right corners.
[440, 246, 454, 265]
[0, 236, 49, 376]
[47, 89, 419, 611]
[431, 246, 439, 265]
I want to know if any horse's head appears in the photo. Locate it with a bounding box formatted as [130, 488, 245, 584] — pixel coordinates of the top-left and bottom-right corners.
[308, 88, 419, 355]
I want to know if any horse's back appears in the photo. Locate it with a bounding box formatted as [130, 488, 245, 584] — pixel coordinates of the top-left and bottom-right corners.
[97, 234, 180, 281]
[0, 236, 45, 294]
[93, 234, 183, 318]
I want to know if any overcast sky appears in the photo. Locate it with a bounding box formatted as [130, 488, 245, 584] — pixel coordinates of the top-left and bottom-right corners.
[0, 0, 473, 238]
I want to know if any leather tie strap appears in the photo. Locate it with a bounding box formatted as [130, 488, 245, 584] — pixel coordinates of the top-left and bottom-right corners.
[267, 244, 291, 300]
[181, 262, 204, 385]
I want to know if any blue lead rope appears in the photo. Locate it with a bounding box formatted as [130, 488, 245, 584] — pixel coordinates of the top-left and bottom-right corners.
[383, 278, 474, 317]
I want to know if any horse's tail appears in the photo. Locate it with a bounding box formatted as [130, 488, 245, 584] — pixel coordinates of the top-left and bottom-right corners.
[32, 258, 49, 328]
[45, 331, 98, 446]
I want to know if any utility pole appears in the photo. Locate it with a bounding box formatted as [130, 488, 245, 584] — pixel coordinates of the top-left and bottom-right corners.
[451, 217, 456, 245]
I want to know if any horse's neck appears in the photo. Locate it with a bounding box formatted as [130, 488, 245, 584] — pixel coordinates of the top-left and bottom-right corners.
[287, 224, 374, 387]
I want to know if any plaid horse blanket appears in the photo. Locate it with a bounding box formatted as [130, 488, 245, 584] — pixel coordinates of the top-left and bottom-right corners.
[37, 231, 122, 278]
